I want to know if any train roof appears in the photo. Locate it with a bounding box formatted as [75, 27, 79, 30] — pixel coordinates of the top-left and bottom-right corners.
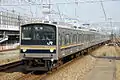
[21, 22, 107, 35]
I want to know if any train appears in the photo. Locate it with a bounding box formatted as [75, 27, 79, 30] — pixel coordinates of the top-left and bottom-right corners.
[20, 21, 110, 71]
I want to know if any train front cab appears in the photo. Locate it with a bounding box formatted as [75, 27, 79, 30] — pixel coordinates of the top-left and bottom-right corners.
[20, 23, 58, 71]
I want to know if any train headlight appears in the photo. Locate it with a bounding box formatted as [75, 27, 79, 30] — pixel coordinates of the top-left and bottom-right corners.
[23, 49, 27, 52]
[51, 58, 54, 62]
[50, 48, 54, 52]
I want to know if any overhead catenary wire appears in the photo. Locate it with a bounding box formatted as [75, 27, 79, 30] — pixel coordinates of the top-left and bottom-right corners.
[56, 4, 62, 21]
[1, 0, 120, 24]
[0, 0, 120, 6]
[100, 0, 107, 21]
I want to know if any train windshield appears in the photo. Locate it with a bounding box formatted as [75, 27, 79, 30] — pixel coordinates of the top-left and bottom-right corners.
[21, 24, 56, 45]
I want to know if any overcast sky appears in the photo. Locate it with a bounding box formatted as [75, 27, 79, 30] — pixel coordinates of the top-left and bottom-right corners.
[0, 0, 120, 33]
[0, 0, 120, 22]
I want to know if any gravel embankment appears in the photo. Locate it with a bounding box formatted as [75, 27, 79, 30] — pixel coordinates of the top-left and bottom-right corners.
[91, 45, 119, 57]
[116, 60, 120, 80]
[92, 45, 120, 80]
[115, 46, 120, 80]
[0, 50, 20, 65]
[43, 55, 96, 80]
[1, 45, 120, 80]
[0, 72, 24, 80]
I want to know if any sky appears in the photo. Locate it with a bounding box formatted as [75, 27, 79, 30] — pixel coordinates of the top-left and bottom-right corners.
[0, 0, 120, 33]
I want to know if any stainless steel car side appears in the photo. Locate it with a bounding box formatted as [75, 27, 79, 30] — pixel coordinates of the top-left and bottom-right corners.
[20, 22, 110, 71]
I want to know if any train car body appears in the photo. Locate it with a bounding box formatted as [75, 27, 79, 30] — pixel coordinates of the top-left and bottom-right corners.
[20, 22, 110, 71]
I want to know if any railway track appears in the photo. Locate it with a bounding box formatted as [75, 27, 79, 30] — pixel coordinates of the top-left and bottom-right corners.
[89, 37, 120, 60]
[87, 45, 120, 80]
[0, 53, 85, 80]
[0, 41, 111, 80]
[16, 55, 86, 80]
[88, 38, 120, 80]
[90, 54, 120, 60]
[18, 39, 118, 80]
[0, 60, 22, 71]
[16, 71, 47, 80]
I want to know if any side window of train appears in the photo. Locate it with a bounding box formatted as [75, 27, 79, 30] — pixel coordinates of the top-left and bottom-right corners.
[90, 34, 92, 41]
[83, 34, 86, 42]
[59, 34, 62, 46]
[78, 34, 81, 43]
[92, 34, 94, 41]
[62, 35, 64, 46]
[85, 34, 88, 42]
[85, 34, 87, 42]
[81, 34, 83, 43]
[86, 34, 88, 42]
[65, 34, 70, 45]
[88, 34, 90, 42]
[72, 34, 77, 43]
[83, 34, 85, 42]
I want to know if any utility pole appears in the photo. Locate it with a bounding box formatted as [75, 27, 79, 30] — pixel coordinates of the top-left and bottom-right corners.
[100, 0, 107, 21]
[119, 27, 120, 38]
[42, 0, 51, 21]
[74, 0, 78, 18]
[56, 4, 62, 21]
[18, 15, 21, 30]
[108, 18, 113, 41]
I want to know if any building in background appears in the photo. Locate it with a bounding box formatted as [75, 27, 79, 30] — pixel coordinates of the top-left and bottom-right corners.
[0, 11, 41, 50]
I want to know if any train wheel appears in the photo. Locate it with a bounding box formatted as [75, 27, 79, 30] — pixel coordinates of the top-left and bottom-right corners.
[22, 67, 29, 74]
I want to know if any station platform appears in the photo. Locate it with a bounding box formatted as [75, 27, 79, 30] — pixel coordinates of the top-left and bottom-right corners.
[0, 44, 19, 52]
[0, 50, 20, 65]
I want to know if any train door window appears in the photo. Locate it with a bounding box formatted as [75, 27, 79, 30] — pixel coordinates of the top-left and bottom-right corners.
[62, 35, 64, 46]
[75, 34, 77, 43]
[78, 34, 80, 43]
[91, 34, 93, 42]
[65, 34, 70, 45]
[0, 15, 1, 24]
[69, 34, 71, 44]
[59, 34, 62, 46]
[87, 34, 89, 42]
[81, 34, 83, 43]
[72, 34, 77, 43]
[90, 34, 92, 42]
[78, 34, 81, 43]
[88, 34, 90, 42]
[77, 33, 79, 43]
[86, 34, 88, 42]
[91, 34, 94, 41]
[83, 34, 85, 42]
[93, 34, 95, 41]
[85, 34, 88, 42]
[84, 34, 86, 42]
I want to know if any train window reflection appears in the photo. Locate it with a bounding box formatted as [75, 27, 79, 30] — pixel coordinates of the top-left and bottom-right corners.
[21, 24, 56, 45]
[22, 27, 32, 40]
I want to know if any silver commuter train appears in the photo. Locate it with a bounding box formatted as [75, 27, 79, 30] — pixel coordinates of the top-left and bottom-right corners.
[20, 22, 110, 71]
